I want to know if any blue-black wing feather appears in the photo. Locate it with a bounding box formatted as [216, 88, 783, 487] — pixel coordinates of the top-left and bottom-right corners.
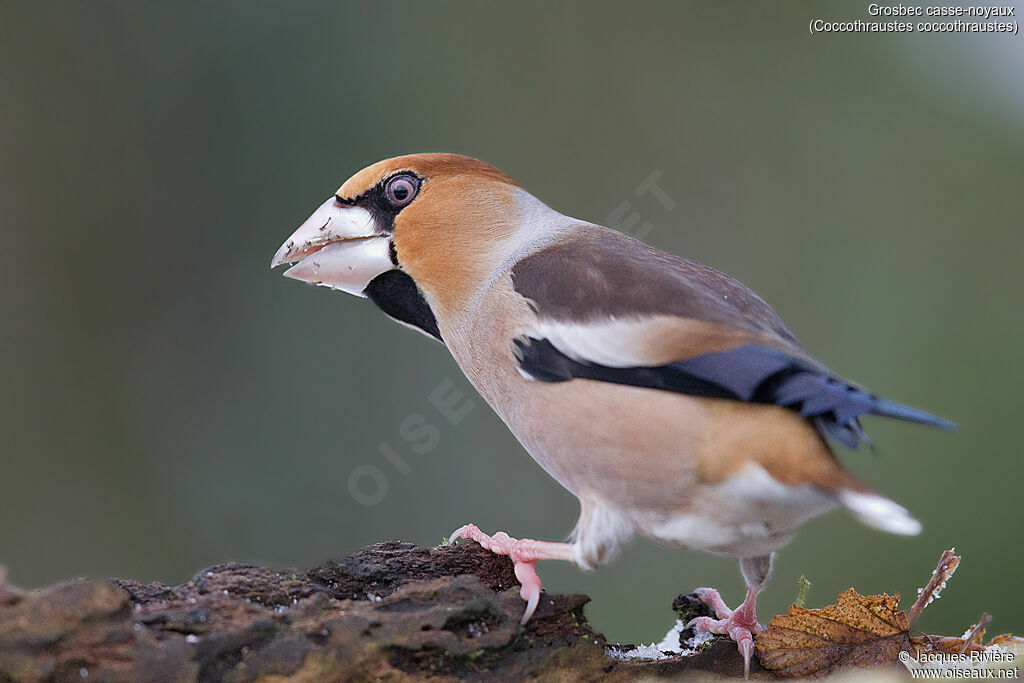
[514, 339, 955, 449]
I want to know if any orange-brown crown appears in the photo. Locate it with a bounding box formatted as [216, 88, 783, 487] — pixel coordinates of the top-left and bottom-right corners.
[336, 153, 519, 201]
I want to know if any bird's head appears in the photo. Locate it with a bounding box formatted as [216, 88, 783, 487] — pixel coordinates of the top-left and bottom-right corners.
[271, 153, 553, 336]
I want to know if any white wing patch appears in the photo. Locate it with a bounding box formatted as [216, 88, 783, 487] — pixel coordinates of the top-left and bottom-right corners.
[530, 318, 659, 367]
[523, 315, 748, 370]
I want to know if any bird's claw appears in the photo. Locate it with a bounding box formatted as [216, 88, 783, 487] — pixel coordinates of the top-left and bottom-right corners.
[687, 587, 762, 679]
[513, 561, 541, 623]
[448, 523, 547, 623]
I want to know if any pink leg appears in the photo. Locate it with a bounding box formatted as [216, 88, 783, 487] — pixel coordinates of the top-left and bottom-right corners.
[687, 555, 773, 679]
[449, 523, 576, 624]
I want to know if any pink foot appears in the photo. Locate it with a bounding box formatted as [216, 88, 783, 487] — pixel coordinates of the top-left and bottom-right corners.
[449, 523, 575, 624]
[688, 586, 762, 678]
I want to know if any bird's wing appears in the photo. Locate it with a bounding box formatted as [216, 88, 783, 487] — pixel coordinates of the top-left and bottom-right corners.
[510, 226, 953, 448]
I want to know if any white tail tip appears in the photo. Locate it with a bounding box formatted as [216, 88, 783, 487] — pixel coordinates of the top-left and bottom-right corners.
[838, 490, 922, 536]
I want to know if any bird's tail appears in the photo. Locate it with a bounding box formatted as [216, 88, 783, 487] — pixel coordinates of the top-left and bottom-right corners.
[774, 370, 957, 450]
[837, 488, 922, 535]
[829, 397, 951, 534]
[871, 398, 957, 430]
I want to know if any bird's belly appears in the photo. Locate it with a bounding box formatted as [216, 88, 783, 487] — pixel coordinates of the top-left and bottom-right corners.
[639, 462, 839, 557]
[485, 375, 708, 509]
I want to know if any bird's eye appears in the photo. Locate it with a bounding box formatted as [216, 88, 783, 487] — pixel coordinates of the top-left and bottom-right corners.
[384, 174, 419, 208]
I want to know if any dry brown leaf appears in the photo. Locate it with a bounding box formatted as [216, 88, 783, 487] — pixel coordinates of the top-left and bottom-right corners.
[754, 588, 910, 677]
[986, 633, 1024, 670]
[756, 549, 1020, 678]
[905, 612, 989, 657]
[988, 634, 1024, 650]
[909, 634, 984, 656]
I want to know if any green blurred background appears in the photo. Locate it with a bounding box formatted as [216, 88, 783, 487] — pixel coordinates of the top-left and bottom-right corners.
[2, 1, 1021, 646]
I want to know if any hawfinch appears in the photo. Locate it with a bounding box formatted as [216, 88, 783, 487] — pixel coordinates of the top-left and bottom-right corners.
[271, 153, 952, 673]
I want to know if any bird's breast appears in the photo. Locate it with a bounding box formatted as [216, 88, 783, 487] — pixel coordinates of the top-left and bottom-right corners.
[440, 279, 709, 510]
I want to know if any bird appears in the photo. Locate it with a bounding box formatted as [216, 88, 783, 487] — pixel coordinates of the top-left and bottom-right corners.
[271, 153, 953, 675]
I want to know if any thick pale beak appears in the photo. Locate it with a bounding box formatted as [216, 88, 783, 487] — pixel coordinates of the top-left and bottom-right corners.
[270, 198, 394, 297]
